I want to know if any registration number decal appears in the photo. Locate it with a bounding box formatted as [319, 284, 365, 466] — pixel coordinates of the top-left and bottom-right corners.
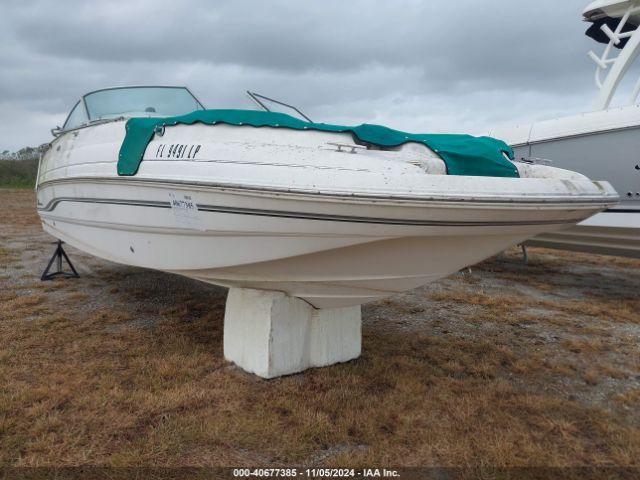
[155, 143, 201, 159]
[169, 192, 202, 229]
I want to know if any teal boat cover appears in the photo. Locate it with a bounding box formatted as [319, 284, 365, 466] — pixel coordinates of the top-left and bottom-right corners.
[117, 109, 518, 178]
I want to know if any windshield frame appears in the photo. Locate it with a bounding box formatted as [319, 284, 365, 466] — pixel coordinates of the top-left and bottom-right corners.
[59, 85, 205, 133]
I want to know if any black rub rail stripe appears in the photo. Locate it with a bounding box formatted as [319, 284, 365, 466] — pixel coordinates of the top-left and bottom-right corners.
[38, 197, 574, 227]
[195, 205, 571, 227]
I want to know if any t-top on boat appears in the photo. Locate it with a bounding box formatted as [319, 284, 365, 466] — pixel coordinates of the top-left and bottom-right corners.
[36, 85, 617, 378]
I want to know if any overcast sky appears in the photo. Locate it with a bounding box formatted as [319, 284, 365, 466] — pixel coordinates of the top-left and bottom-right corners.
[0, 0, 619, 151]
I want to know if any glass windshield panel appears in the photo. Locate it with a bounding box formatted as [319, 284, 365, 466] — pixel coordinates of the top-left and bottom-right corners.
[63, 101, 89, 130]
[84, 87, 202, 120]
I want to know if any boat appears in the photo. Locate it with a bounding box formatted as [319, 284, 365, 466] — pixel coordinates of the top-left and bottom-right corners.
[35, 85, 616, 377]
[36, 85, 616, 308]
[490, 0, 640, 258]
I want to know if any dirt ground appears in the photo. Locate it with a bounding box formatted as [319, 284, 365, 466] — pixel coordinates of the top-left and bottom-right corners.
[1, 188, 639, 471]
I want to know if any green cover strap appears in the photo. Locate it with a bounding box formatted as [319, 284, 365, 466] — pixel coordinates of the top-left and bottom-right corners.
[117, 109, 518, 178]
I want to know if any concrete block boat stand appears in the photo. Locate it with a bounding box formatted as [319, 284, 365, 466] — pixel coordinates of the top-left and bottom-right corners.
[223, 288, 362, 379]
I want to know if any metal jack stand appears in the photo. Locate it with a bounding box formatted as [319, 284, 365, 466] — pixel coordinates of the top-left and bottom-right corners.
[520, 244, 529, 265]
[41, 240, 80, 281]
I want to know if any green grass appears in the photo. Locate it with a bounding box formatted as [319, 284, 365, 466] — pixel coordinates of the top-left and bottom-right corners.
[0, 158, 39, 188]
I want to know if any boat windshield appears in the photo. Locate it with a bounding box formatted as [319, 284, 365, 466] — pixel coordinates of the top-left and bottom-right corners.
[83, 86, 204, 122]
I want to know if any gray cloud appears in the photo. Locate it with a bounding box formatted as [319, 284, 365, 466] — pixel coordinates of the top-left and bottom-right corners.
[0, 0, 611, 150]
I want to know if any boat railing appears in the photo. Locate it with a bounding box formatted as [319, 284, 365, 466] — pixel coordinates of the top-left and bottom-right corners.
[51, 117, 126, 138]
[246, 91, 314, 123]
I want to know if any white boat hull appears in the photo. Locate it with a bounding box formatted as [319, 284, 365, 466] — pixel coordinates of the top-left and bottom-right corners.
[37, 176, 611, 308]
[36, 121, 617, 308]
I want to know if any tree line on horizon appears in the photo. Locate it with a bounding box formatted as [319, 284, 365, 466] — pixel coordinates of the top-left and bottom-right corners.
[0, 145, 47, 188]
[1, 145, 48, 162]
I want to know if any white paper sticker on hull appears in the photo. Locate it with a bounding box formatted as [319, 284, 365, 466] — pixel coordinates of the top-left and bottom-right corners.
[169, 192, 202, 229]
